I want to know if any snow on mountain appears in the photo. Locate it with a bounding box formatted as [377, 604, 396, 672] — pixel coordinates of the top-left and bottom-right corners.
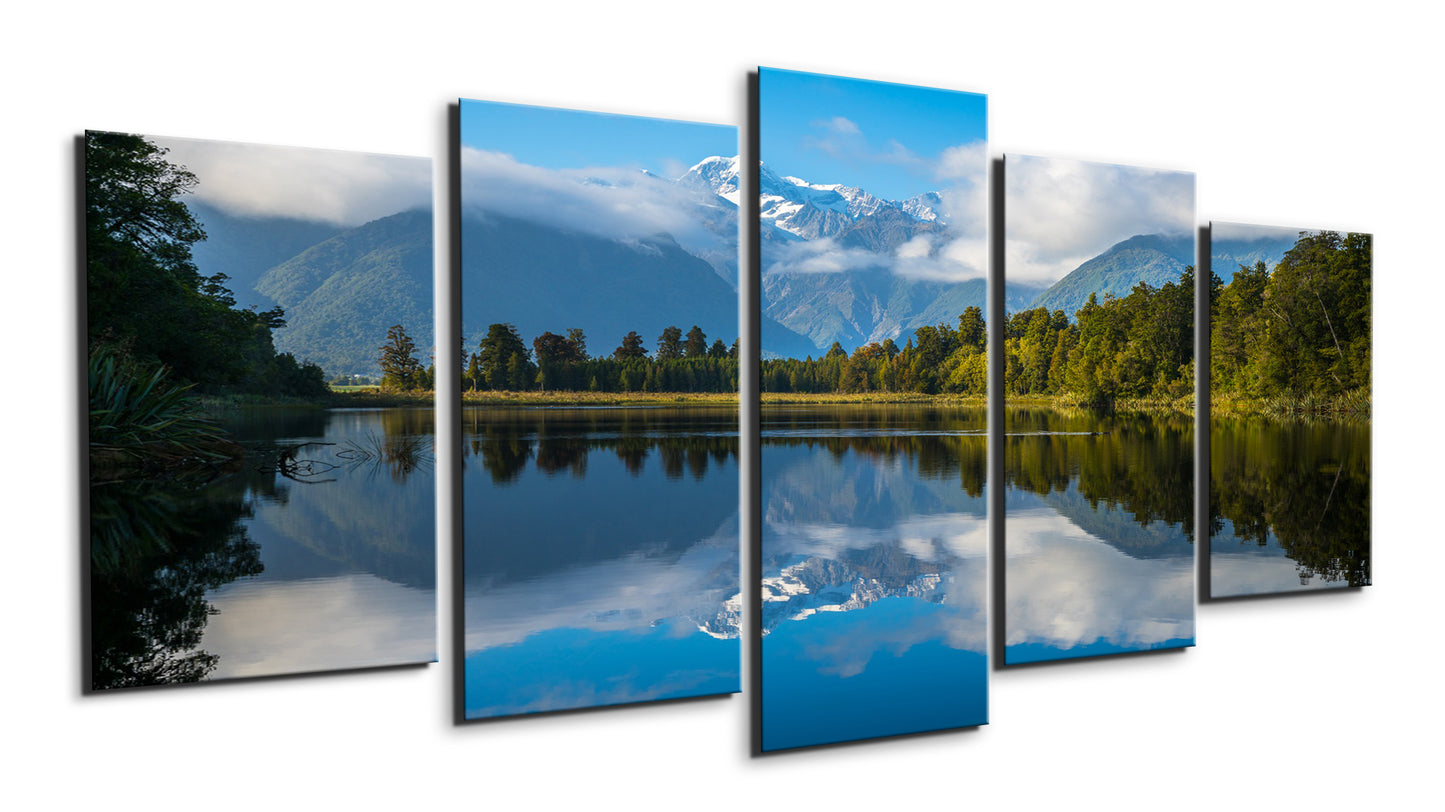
[757, 162, 945, 239]
[677, 155, 742, 205]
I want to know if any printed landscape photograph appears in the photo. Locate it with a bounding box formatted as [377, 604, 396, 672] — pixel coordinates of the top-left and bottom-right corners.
[458, 99, 741, 719]
[1208, 222, 1371, 597]
[757, 67, 989, 752]
[85, 131, 437, 690]
[1002, 154, 1196, 664]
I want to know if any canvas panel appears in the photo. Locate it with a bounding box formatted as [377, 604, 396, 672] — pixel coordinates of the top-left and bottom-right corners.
[457, 100, 742, 719]
[1001, 154, 1197, 664]
[85, 131, 436, 689]
[1207, 222, 1372, 597]
[757, 68, 990, 751]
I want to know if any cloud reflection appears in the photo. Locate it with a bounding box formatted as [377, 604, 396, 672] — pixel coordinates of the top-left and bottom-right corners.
[1007, 507, 1194, 651]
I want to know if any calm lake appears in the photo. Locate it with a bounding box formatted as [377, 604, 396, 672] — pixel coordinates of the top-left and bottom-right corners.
[90, 407, 437, 690]
[760, 405, 989, 752]
[1003, 406, 1195, 664]
[461, 406, 740, 720]
[1209, 415, 1371, 597]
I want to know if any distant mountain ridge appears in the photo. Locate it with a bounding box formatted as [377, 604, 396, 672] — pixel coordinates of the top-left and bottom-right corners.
[1027, 233, 1195, 319]
[258, 209, 434, 377]
[1210, 230, 1303, 282]
[186, 200, 345, 311]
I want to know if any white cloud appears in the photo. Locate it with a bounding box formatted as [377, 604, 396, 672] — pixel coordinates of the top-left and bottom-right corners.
[935, 140, 988, 184]
[1211, 221, 1314, 243]
[817, 116, 860, 135]
[152, 135, 431, 226]
[762, 236, 881, 275]
[892, 234, 989, 282]
[460, 147, 729, 255]
[1005, 154, 1195, 284]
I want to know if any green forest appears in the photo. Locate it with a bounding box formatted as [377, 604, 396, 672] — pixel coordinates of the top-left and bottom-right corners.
[762, 268, 1194, 406]
[87, 133, 337, 477]
[1210, 231, 1371, 413]
[462, 323, 739, 394]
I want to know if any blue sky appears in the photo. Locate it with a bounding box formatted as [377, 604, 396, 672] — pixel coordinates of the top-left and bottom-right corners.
[758, 67, 987, 201]
[459, 98, 736, 176]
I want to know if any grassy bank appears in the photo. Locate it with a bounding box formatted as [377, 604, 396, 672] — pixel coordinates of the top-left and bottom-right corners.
[463, 390, 739, 406]
[1212, 389, 1370, 419]
[762, 392, 985, 405]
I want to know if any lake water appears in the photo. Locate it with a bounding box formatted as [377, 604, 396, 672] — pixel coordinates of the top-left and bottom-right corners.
[89, 407, 437, 690]
[1003, 407, 1195, 664]
[461, 406, 740, 719]
[1209, 415, 1371, 597]
[760, 405, 989, 751]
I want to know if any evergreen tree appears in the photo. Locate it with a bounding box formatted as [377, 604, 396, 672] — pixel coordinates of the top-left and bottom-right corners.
[379, 324, 423, 390]
[684, 325, 708, 358]
[656, 326, 684, 361]
[477, 323, 529, 389]
[614, 331, 648, 360]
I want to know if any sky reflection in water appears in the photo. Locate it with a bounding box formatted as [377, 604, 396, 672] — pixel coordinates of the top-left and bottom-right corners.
[462, 408, 740, 719]
[761, 408, 989, 751]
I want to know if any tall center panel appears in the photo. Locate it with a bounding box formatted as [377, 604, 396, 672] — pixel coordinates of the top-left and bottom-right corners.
[755, 68, 990, 751]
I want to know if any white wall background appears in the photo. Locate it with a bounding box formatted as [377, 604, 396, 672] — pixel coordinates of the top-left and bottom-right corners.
[7, 1, 1437, 808]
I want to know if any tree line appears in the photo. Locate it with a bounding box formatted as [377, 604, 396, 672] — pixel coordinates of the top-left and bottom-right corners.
[86, 132, 328, 400]
[762, 269, 1195, 406]
[463, 323, 739, 393]
[1210, 231, 1371, 404]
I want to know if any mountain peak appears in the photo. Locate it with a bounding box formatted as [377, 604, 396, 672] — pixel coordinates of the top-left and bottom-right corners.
[1026, 232, 1195, 318]
[678, 154, 742, 205]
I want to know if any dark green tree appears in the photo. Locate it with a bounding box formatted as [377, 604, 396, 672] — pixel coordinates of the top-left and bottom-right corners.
[379, 324, 424, 390]
[477, 323, 530, 389]
[566, 328, 588, 361]
[614, 331, 648, 360]
[684, 325, 708, 358]
[656, 326, 684, 361]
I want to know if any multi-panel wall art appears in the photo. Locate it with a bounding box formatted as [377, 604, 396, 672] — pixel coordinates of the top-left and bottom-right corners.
[1001, 155, 1196, 663]
[757, 68, 990, 751]
[458, 99, 741, 719]
[1207, 222, 1372, 597]
[86, 132, 436, 689]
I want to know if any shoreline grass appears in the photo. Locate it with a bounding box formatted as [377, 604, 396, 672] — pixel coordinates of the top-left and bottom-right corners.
[462, 390, 739, 406]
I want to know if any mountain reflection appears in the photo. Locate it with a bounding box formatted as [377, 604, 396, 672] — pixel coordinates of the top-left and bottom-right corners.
[761, 412, 988, 653]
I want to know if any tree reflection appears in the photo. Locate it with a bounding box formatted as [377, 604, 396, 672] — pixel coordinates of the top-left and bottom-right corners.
[1005, 407, 1195, 540]
[465, 407, 740, 484]
[90, 477, 263, 690]
[1211, 417, 1370, 587]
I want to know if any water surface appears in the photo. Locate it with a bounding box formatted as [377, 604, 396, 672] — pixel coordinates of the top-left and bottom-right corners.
[1003, 407, 1195, 664]
[462, 407, 740, 719]
[760, 405, 988, 752]
[1209, 416, 1370, 597]
[90, 407, 437, 689]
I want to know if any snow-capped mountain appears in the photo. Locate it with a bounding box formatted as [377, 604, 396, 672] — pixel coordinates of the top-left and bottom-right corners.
[677, 155, 742, 205]
[758, 162, 945, 240]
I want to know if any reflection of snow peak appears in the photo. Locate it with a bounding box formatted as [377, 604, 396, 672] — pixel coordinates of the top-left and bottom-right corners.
[751, 559, 947, 636]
